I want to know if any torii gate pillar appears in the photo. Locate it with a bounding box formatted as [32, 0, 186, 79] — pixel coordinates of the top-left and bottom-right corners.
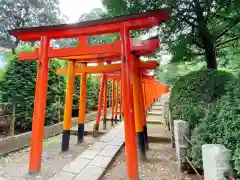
[120, 27, 138, 180]
[77, 63, 87, 143]
[29, 36, 50, 173]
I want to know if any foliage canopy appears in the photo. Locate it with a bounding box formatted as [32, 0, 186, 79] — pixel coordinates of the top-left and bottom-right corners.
[102, 0, 240, 68]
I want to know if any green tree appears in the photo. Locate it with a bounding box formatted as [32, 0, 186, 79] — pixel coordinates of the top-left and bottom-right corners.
[0, 68, 4, 80]
[79, 8, 117, 45]
[155, 61, 205, 85]
[0, 50, 65, 130]
[71, 74, 101, 116]
[55, 8, 116, 48]
[0, 0, 62, 52]
[102, 0, 240, 69]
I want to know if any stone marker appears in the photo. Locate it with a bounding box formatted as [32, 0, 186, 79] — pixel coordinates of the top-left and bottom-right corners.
[164, 102, 170, 130]
[169, 110, 175, 148]
[159, 92, 169, 106]
[174, 120, 190, 172]
[202, 144, 232, 180]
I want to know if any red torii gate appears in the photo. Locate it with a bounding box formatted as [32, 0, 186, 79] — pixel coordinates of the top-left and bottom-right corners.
[96, 70, 165, 151]
[56, 37, 158, 143]
[8, 10, 169, 179]
[94, 73, 123, 126]
[142, 75, 169, 111]
[56, 60, 157, 137]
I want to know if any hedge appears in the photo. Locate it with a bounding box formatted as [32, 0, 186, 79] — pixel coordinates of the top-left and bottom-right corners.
[0, 56, 66, 130]
[190, 78, 240, 178]
[169, 68, 234, 129]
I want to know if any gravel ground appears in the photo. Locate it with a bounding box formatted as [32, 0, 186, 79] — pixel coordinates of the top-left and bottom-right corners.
[0, 133, 101, 180]
[101, 143, 199, 180]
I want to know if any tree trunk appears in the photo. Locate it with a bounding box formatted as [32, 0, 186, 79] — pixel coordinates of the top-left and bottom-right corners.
[11, 48, 16, 54]
[200, 30, 217, 69]
[30, 42, 35, 47]
[11, 39, 20, 55]
[10, 102, 16, 136]
[205, 46, 217, 69]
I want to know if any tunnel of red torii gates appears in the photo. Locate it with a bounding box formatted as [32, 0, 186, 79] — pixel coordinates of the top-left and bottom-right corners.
[92, 72, 168, 124]
[8, 9, 170, 180]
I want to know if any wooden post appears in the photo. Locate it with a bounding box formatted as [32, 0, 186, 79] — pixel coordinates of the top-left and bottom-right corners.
[103, 76, 108, 129]
[61, 60, 75, 151]
[93, 74, 106, 137]
[103, 76, 108, 119]
[119, 81, 123, 120]
[146, 83, 150, 111]
[10, 102, 16, 136]
[77, 63, 87, 143]
[108, 81, 111, 110]
[131, 55, 146, 160]
[58, 97, 61, 123]
[142, 80, 146, 112]
[120, 27, 138, 180]
[140, 74, 149, 149]
[29, 36, 49, 173]
[111, 79, 115, 125]
[114, 80, 119, 123]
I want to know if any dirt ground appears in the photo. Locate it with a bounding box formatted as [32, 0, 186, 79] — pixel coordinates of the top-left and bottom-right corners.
[102, 142, 198, 180]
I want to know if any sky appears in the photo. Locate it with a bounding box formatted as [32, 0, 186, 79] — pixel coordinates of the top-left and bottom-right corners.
[59, 0, 103, 23]
[0, 53, 4, 67]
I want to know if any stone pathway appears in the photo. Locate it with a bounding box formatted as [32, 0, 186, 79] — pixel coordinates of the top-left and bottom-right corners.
[50, 122, 125, 180]
[147, 105, 164, 116]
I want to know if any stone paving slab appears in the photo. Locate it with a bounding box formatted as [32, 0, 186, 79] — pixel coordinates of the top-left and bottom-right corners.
[74, 166, 105, 180]
[50, 122, 125, 180]
[115, 133, 125, 139]
[88, 155, 112, 168]
[152, 106, 164, 110]
[50, 171, 76, 180]
[88, 142, 108, 151]
[147, 111, 163, 116]
[147, 113, 165, 125]
[99, 132, 118, 143]
[78, 149, 99, 160]
[108, 138, 125, 146]
[99, 145, 121, 157]
[62, 157, 91, 174]
[147, 123, 171, 140]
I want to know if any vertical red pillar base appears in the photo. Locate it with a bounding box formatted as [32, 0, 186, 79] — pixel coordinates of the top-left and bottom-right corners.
[92, 124, 99, 137]
[77, 124, 84, 143]
[143, 125, 149, 150]
[136, 132, 146, 161]
[62, 130, 70, 151]
[94, 75, 105, 137]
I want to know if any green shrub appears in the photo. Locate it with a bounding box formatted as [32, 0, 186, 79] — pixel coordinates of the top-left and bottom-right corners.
[0, 55, 65, 130]
[189, 78, 240, 178]
[169, 68, 234, 129]
[86, 75, 100, 110]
